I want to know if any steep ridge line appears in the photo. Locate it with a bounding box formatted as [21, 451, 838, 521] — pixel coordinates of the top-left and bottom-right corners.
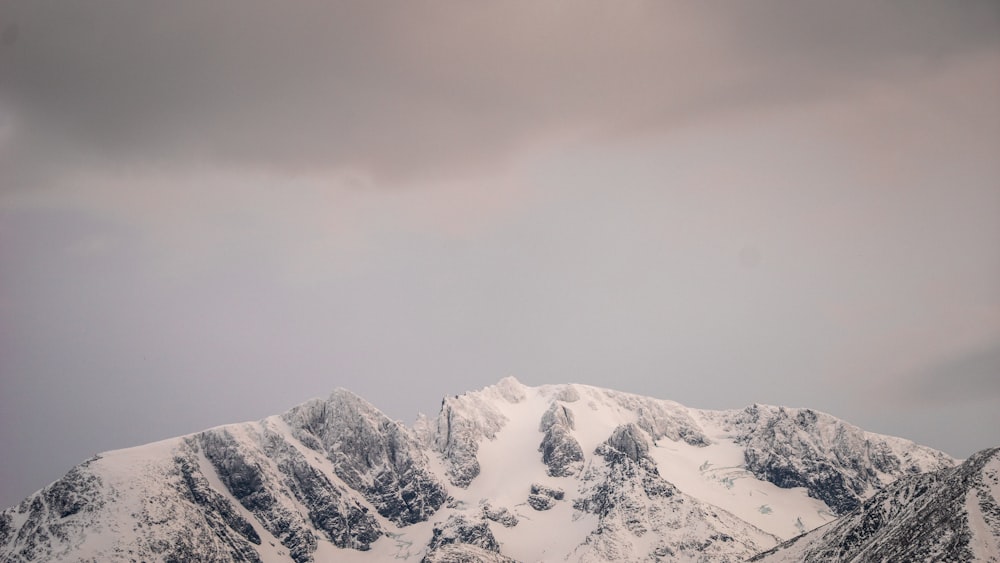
[2, 377, 989, 562]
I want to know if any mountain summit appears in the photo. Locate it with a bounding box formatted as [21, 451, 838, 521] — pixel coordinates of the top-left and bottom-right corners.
[1, 378, 993, 562]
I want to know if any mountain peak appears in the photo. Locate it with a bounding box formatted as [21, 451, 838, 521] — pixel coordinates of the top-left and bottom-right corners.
[0, 381, 990, 562]
[480, 375, 528, 404]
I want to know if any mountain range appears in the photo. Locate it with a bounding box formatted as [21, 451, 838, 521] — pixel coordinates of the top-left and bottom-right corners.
[1, 377, 996, 561]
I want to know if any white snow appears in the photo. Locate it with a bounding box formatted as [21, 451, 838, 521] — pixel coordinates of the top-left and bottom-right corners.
[2, 377, 981, 563]
[452, 382, 598, 561]
[649, 411, 835, 540]
[965, 455, 1000, 562]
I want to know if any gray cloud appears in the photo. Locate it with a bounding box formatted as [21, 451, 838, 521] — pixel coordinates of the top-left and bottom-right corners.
[1, 1, 999, 509]
[1, 0, 997, 187]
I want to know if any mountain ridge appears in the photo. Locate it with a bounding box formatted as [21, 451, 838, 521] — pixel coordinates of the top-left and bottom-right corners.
[2, 377, 992, 562]
[751, 446, 1000, 562]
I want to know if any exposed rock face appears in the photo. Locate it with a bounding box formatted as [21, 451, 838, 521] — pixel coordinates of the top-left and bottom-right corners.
[540, 402, 575, 435]
[605, 391, 709, 446]
[526, 495, 556, 511]
[0, 388, 439, 563]
[198, 430, 319, 563]
[262, 431, 381, 551]
[421, 544, 516, 563]
[576, 425, 677, 518]
[197, 424, 383, 556]
[732, 405, 954, 515]
[603, 424, 655, 467]
[751, 447, 1000, 562]
[572, 424, 779, 562]
[421, 513, 518, 563]
[431, 388, 509, 488]
[173, 451, 263, 562]
[481, 503, 518, 527]
[527, 483, 565, 511]
[2, 378, 988, 563]
[282, 389, 447, 525]
[0, 460, 106, 562]
[538, 403, 585, 477]
[426, 514, 502, 554]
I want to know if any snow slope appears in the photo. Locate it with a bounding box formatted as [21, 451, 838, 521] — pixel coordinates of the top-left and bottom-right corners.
[751, 447, 1000, 562]
[0, 377, 978, 562]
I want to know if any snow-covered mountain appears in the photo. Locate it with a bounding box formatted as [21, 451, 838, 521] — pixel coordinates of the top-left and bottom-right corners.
[0, 377, 988, 562]
[750, 447, 1000, 562]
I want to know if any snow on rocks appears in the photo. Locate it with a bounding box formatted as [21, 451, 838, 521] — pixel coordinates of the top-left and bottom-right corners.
[1, 377, 983, 563]
[480, 503, 518, 528]
[432, 387, 509, 488]
[527, 483, 565, 511]
[538, 403, 585, 477]
[729, 404, 955, 515]
[571, 422, 778, 561]
[281, 389, 448, 526]
[751, 447, 1000, 562]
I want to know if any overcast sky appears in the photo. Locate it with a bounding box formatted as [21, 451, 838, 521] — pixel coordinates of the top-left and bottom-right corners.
[1, 1, 999, 509]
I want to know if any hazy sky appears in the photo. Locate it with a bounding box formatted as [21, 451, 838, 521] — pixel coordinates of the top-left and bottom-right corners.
[1, 1, 999, 509]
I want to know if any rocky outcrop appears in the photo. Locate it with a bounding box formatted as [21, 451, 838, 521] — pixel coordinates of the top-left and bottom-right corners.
[259, 426, 382, 550]
[422, 514, 515, 562]
[571, 424, 778, 561]
[422, 543, 517, 563]
[197, 429, 319, 563]
[605, 391, 709, 446]
[282, 389, 447, 525]
[426, 514, 500, 553]
[602, 424, 655, 468]
[751, 447, 1000, 562]
[0, 378, 984, 563]
[732, 405, 954, 515]
[527, 483, 564, 511]
[481, 503, 518, 527]
[538, 403, 584, 477]
[173, 451, 263, 561]
[432, 389, 509, 488]
[0, 460, 106, 562]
